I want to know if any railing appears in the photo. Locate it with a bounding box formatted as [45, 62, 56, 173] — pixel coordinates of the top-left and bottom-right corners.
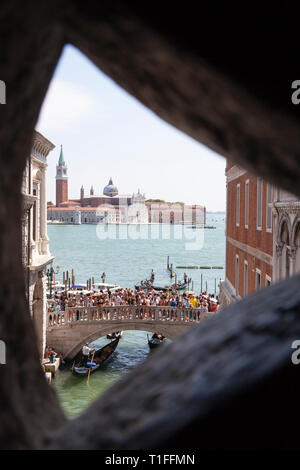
[47, 305, 212, 328]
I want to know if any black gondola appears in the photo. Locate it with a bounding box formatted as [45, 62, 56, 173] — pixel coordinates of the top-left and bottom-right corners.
[72, 338, 119, 377]
[135, 279, 191, 292]
[106, 331, 123, 340]
[148, 333, 165, 350]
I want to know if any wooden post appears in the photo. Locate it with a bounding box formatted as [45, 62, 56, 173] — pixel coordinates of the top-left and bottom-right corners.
[167, 256, 169, 269]
[215, 278, 216, 294]
[206, 280, 208, 293]
[201, 274, 203, 293]
[63, 271, 65, 284]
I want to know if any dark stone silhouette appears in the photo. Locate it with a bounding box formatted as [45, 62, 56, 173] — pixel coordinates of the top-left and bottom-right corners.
[1, 1, 300, 449]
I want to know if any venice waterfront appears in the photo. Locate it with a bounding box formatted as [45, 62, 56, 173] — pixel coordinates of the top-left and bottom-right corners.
[48, 213, 225, 417]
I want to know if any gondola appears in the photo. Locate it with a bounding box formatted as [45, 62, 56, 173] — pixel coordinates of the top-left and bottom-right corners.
[148, 333, 165, 350]
[135, 278, 191, 292]
[72, 337, 119, 377]
[106, 331, 123, 340]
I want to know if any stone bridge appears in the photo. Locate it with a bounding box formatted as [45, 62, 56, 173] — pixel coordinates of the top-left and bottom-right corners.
[47, 305, 213, 359]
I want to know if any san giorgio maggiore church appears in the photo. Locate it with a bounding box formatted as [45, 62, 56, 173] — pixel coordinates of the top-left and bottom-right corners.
[47, 146, 149, 224]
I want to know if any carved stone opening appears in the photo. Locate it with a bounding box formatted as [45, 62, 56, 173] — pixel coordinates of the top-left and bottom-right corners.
[1, 3, 300, 450]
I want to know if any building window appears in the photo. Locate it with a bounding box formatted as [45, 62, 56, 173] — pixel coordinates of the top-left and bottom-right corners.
[236, 184, 240, 227]
[32, 189, 37, 241]
[245, 180, 249, 228]
[256, 269, 261, 290]
[257, 178, 263, 229]
[266, 183, 272, 232]
[266, 275, 272, 287]
[244, 261, 248, 296]
[235, 255, 239, 296]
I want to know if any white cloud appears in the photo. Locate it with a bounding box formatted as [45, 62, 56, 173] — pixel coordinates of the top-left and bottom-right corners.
[36, 80, 95, 133]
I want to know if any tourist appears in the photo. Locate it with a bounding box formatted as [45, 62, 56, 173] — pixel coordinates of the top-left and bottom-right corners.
[49, 348, 57, 363]
[48, 284, 220, 322]
[44, 344, 50, 359]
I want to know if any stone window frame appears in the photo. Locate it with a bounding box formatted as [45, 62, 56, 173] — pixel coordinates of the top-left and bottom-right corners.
[257, 178, 263, 230]
[236, 183, 240, 227]
[245, 179, 249, 229]
[265, 274, 272, 287]
[266, 183, 273, 233]
[255, 268, 262, 290]
[244, 259, 248, 296]
[235, 254, 239, 296]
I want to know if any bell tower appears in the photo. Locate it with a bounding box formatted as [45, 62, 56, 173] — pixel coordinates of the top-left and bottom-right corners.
[56, 145, 68, 206]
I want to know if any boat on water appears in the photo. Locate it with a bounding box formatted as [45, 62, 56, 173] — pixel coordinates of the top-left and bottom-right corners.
[72, 338, 119, 377]
[135, 278, 191, 292]
[148, 333, 165, 350]
[106, 331, 123, 340]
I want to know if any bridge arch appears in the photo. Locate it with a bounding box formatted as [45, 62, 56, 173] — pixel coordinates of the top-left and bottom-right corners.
[47, 321, 193, 359]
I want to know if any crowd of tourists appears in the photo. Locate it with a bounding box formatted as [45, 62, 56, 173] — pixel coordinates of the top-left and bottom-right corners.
[48, 286, 220, 315]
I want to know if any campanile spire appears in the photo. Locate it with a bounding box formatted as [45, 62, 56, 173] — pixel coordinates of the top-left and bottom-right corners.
[55, 145, 68, 206]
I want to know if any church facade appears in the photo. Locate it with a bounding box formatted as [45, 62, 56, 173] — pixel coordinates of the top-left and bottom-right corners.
[47, 148, 206, 225]
[47, 147, 149, 224]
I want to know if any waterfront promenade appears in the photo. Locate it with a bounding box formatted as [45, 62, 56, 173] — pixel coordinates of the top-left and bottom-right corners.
[47, 305, 214, 359]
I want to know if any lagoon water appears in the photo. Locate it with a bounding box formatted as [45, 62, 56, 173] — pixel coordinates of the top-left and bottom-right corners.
[49, 213, 225, 417]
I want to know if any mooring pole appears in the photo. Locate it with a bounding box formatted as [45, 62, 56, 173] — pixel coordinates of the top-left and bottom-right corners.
[214, 278, 216, 294]
[201, 273, 203, 293]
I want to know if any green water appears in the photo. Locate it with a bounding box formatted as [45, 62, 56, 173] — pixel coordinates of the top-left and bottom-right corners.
[49, 214, 225, 417]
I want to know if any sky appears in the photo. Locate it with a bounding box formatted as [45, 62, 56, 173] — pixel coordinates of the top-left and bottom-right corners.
[37, 45, 226, 212]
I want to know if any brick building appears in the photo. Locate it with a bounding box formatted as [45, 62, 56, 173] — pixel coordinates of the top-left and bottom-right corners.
[220, 162, 273, 306]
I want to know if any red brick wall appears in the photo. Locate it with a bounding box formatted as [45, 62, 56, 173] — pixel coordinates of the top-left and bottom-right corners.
[226, 163, 273, 297]
[56, 180, 68, 206]
[226, 241, 272, 297]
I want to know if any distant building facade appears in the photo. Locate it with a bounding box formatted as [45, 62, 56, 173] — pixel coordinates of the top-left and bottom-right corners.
[47, 149, 206, 225]
[220, 161, 300, 307]
[22, 131, 55, 359]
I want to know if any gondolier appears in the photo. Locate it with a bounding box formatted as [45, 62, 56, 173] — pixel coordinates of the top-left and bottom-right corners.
[73, 338, 120, 377]
[82, 342, 96, 364]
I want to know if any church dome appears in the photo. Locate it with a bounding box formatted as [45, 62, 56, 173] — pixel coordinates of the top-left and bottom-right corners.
[103, 177, 118, 197]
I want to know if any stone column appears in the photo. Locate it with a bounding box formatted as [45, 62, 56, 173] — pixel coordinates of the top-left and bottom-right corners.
[275, 242, 284, 282]
[40, 166, 50, 255]
[289, 246, 297, 277]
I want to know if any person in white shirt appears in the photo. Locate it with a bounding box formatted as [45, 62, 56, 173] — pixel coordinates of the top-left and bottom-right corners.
[82, 342, 96, 365]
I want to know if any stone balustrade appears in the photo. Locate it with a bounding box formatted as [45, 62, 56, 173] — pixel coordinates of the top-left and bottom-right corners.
[47, 305, 211, 328]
